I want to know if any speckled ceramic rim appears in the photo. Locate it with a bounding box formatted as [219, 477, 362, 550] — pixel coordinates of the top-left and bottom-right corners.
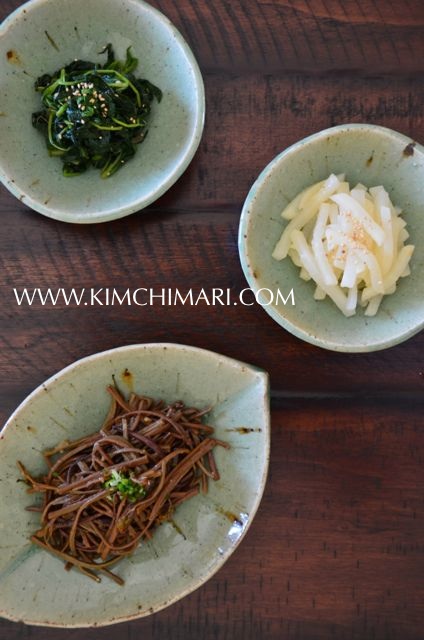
[0, 0, 205, 224]
[238, 123, 424, 353]
[1, 343, 270, 627]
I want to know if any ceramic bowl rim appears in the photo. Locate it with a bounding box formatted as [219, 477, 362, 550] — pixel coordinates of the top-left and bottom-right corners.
[0, 342, 270, 627]
[0, 0, 205, 224]
[238, 123, 424, 353]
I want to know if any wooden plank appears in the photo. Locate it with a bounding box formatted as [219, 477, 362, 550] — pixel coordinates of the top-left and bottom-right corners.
[2, 0, 424, 75]
[154, 0, 424, 74]
[1, 208, 423, 427]
[1, 1, 424, 638]
[1, 399, 423, 639]
[1, 71, 423, 210]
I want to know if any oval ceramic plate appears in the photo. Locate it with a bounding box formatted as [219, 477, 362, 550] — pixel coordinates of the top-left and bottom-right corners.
[0, 344, 269, 627]
[0, 0, 205, 223]
[239, 124, 424, 352]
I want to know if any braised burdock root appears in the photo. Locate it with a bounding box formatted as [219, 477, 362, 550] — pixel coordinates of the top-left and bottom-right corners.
[19, 385, 228, 585]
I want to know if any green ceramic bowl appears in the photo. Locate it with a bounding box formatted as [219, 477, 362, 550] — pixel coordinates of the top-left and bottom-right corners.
[0, 344, 269, 627]
[239, 124, 424, 352]
[0, 0, 204, 223]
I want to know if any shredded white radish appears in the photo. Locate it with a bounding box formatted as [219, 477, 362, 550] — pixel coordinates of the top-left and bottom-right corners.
[272, 175, 415, 317]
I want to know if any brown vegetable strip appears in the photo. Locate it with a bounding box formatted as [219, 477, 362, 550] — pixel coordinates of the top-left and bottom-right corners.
[19, 386, 228, 585]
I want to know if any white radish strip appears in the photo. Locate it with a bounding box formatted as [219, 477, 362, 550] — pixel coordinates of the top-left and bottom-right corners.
[328, 203, 339, 224]
[311, 204, 338, 286]
[288, 248, 302, 268]
[362, 198, 376, 218]
[346, 286, 358, 312]
[280, 190, 305, 221]
[281, 191, 303, 221]
[273, 174, 341, 260]
[380, 245, 414, 292]
[337, 182, 350, 194]
[401, 264, 411, 277]
[350, 188, 366, 206]
[272, 174, 414, 318]
[365, 295, 383, 317]
[369, 185, 391, 208]
[291, 230, 353, 316]
[330, 193, 385, 246]
[302, 218, 316, 243]
[392, 216, 405, 250]
[314, 286, 326, 300]
[299, 267, 311, 281]
[377, 205, 394, 275]
[299, 181, 325, 210]
[281, 181, 326, 220]
[340, 251, 358, 289]
[362, 245, 415, 302]
[362, 250, 384, 294]
[370, 185, 399, 223]
[320, 173, 341, 196]
[362, 269, 371, 289]
[339, 209, 353, 234]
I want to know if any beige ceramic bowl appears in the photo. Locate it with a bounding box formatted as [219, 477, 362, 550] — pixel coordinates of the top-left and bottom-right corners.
[0, 344, 269, 627]
[239, 124, 424, 352]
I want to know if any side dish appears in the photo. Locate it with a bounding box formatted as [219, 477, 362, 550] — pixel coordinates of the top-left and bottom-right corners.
[272, 174, 415, 316]
[32, 45, 162, 178]
[18, 386, 227, 585]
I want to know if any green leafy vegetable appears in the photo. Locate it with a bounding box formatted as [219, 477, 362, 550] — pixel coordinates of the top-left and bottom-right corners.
[32, 45, 162, 178]
[104, 469, 147, 503]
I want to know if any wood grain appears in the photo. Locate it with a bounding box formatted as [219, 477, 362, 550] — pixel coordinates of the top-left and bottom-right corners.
[154, 0, 424, 74]
[1, 206, 423, 427]
[1, 400, 424, 640]
[1, 0, 424, 638]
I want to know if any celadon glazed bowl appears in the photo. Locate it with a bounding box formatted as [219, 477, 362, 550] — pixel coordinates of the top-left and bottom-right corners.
[239, 124, 424, 352]
[0, 344, 269, 627]
[0, 0, 205, 223]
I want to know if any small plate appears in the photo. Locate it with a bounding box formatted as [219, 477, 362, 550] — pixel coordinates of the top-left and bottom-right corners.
[0, 0, 205, 223]
[0, 343, 269, 627]
[239, 124, 424, 352]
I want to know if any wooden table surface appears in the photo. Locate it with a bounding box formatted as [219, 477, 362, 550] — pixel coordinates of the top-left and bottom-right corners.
[1, 1, 424, 638]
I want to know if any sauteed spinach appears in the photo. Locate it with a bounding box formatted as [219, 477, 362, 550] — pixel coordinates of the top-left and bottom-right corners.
[32, 45, 162, 178]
